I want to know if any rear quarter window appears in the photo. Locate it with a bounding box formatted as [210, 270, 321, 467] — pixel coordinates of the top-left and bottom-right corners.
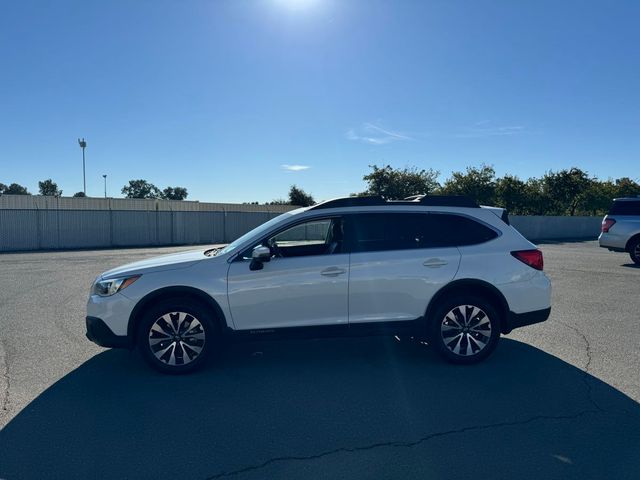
[430, 214, 499, 247]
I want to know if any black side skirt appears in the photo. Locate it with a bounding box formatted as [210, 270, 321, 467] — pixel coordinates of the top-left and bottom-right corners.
[226, 318, 426, 342]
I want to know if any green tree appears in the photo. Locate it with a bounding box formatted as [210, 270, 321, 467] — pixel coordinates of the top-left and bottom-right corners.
[520, 178, 553, 215]
[268, 199, 289, 205]
[361, 164, 440, 200]
[580, 180, 617, 216]
[121, 179, 161, 199]
[494, 175, 529, 213]
[162, 186, 188, 200]
[288, 185, 315, 206]
[4, 183, 30, 195]
[73, 191, 87, 198]
[542, 168, 593, 216]
[614, 177, 640, 198]
[38, 178, 62, 197]
[441, 164, 496, 204]
[0, 182, 7, 195]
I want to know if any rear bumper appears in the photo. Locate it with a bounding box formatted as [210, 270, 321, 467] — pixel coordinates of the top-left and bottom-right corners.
[598, 232, 627, 251]
[503, 307, 551, 334]
[86, 316, 131, 349]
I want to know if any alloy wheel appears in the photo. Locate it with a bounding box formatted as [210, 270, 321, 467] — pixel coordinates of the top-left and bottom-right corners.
[440, 305, 492, 357]
[148, 312, 206, 366]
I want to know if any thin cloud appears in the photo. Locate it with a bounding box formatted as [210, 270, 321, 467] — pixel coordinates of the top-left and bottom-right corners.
[346, 122, 412, 145]
[454, 124, 525, 138]
[281, 164, 311, 171]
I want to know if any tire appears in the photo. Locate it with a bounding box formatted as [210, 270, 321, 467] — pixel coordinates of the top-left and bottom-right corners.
[428, 295, 501, 365]
[629, 238, 640, 266]
[137, 298, 217, 374]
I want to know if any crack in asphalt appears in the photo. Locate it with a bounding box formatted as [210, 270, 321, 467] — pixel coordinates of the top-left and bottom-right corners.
[204, 323, 619, 480]
[202, 410, 597, 479]
[557, 321, 605, 413]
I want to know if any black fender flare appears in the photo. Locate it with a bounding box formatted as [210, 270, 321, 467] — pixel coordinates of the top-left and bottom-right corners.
[127, 286, 229, 344]
[424, 279, 511, 334]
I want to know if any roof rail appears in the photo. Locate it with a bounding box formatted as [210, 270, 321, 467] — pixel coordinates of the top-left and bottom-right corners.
[309, 196, 386, 210]
[309, 195, 479, 210]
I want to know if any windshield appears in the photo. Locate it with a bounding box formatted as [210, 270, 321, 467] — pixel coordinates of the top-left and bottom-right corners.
[217, 211, 295, 256]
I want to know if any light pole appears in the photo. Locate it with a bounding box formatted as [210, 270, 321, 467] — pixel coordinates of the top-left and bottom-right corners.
[103, 174, 107, 198]
[78, 138, 87, 195]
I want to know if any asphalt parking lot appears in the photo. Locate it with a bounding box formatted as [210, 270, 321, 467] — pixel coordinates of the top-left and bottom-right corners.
[0, 241, 639, 479]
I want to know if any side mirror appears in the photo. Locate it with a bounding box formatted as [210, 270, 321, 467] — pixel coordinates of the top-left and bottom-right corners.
[252, 245, 271, 262]
[249, 245, 271, 271]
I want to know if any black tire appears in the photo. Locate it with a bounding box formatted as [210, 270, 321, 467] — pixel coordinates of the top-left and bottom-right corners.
[137, 298, 217, 374]
[629, 238, 640, 266]
[428, 294, 501, 365]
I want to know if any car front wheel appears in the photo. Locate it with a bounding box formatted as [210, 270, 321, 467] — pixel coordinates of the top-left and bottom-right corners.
[429, 295, 500, 364]
[137, 299, 216, 374]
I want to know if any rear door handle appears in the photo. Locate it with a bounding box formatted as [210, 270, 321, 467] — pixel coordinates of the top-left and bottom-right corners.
[321, 267, 347, 276]
[423, 258, 448, 268]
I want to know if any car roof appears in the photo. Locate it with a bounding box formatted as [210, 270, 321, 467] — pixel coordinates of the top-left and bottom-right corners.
[308, 195, 480, 210]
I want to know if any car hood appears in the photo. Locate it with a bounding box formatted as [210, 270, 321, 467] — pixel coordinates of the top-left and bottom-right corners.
[100, 249, 211, 279]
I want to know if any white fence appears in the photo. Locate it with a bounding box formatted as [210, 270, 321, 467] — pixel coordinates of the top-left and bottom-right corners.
[0, 195, 295, 252]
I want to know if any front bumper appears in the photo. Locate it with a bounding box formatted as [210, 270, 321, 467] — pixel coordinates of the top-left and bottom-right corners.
[503, 307, 551, 334]
[86, 291, 135, 337]
[86, 316, 131, 349]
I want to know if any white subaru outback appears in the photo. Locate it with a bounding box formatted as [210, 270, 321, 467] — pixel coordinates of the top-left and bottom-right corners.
[86, 195, 551, 374]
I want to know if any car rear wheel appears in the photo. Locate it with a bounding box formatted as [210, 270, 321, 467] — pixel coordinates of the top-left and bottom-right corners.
[629, 238, 640, 265]
[429, 295, 500, 364]
[137, 299, 216, 374]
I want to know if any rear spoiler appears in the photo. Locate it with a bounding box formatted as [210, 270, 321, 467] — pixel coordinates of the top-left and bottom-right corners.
[481, 206, 510, 225]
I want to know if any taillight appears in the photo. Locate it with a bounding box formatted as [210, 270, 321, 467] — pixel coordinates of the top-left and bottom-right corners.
[511, 249, 544, 271]
[602, 218, 616, 233]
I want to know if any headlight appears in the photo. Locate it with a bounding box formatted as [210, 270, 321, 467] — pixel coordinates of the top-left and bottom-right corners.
[93, 275, 140, 297]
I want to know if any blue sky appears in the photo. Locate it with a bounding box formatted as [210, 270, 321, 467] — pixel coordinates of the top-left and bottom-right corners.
[1, 0, 638, 203]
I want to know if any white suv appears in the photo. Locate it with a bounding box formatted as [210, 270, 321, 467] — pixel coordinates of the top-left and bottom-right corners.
[86, 195, 551, 373]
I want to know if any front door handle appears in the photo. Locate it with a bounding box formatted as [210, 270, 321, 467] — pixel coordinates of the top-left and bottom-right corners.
[423, 258, 448, 268]
[320, 267, 347, 276]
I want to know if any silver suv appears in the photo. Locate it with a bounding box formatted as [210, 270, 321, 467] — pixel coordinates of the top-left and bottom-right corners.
[599, 197, 640, 265]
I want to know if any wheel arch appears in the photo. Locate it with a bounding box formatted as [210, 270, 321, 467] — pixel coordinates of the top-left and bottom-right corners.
[127, 286, 228, 345]
[624, 233, 640, 252]
[425, 279, 511, 334]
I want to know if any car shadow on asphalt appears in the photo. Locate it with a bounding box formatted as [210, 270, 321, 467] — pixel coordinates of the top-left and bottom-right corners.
[1, 337, 639, 480]
[621, 263, 640, 269]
